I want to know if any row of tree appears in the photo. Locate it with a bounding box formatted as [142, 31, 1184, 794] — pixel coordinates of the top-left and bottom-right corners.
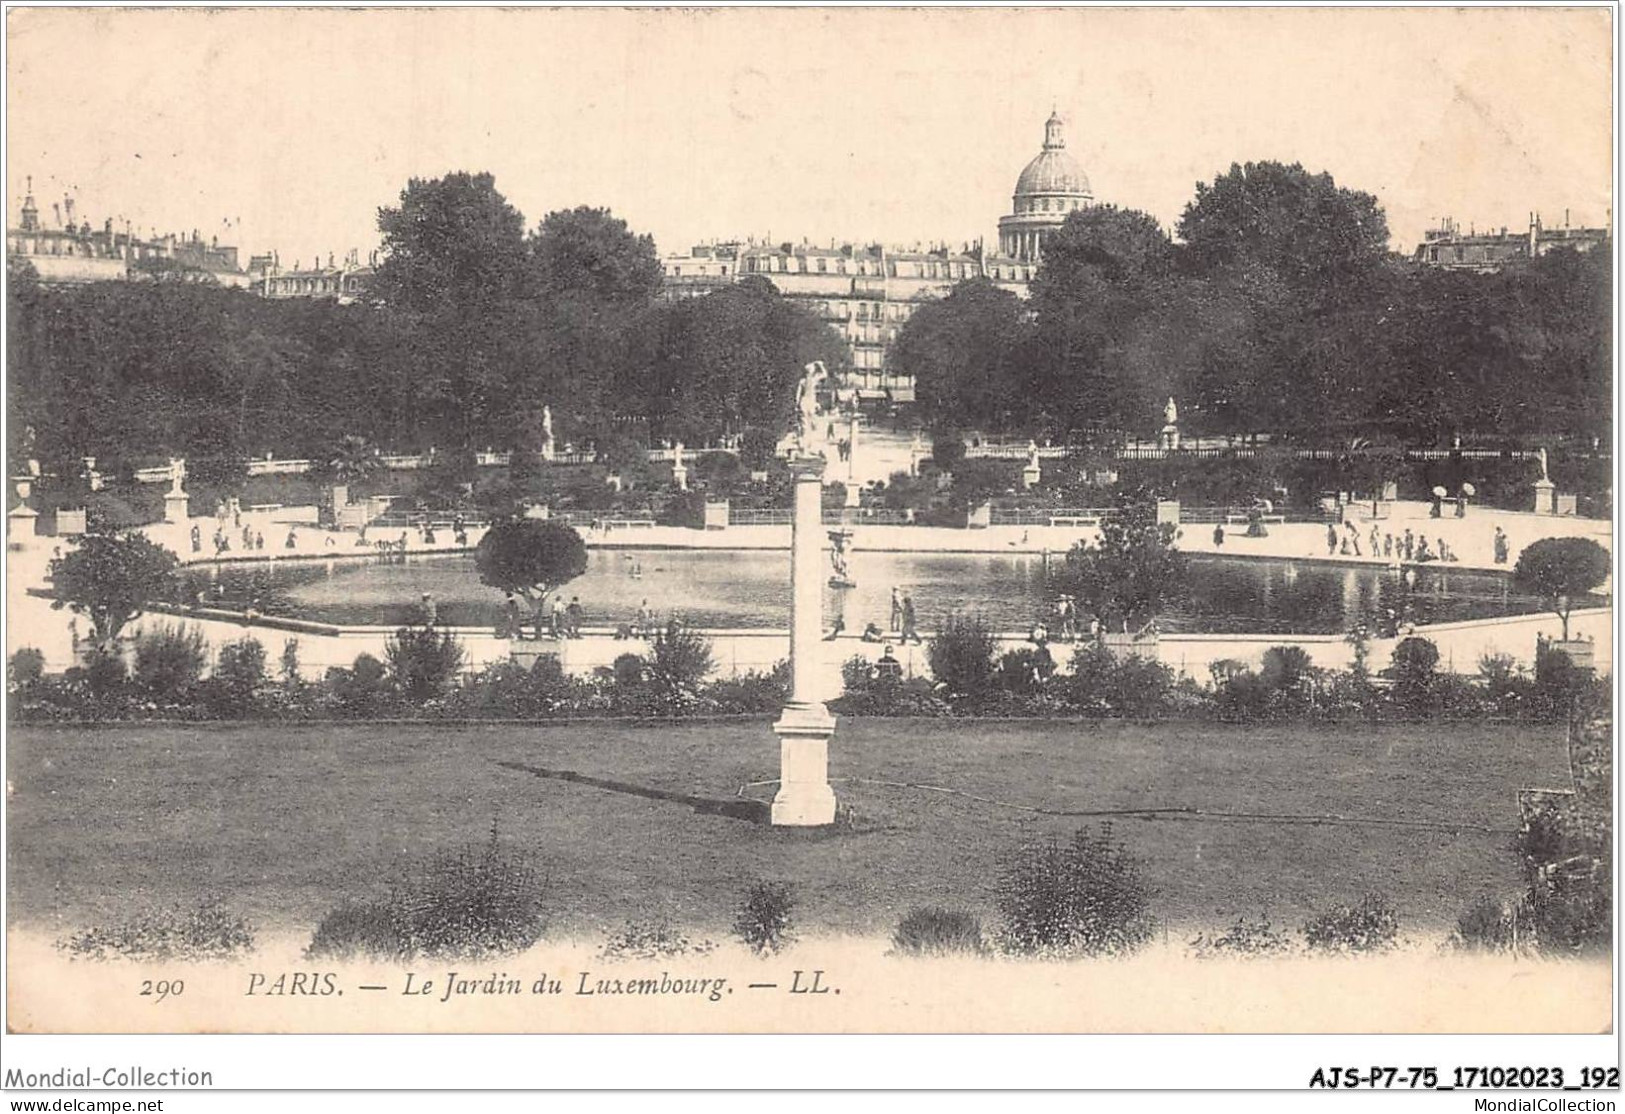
[897, 162, 1610, 444]
[8, 172, 844, 477]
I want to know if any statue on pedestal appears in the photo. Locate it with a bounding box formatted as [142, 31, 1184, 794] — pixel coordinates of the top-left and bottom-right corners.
[1160, 397, 1181, 452]
[167, 457, 187, 495]
[541, 405, 556, 461]
[793, 361, 831, 458]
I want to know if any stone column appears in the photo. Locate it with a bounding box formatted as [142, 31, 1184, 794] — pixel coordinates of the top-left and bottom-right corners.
[771, 455, 838, 826]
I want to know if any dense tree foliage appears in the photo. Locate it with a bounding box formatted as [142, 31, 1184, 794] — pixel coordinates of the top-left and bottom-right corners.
[474, 519, 589, 608]
[8, 172, 844, 477]
[902, 161, 1609, 445]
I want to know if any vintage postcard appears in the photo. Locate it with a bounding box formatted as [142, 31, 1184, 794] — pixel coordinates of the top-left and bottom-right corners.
[3, 3, 1614, 1067]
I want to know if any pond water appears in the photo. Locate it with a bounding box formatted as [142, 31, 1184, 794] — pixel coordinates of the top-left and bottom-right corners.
[184, 549, 1572, 635]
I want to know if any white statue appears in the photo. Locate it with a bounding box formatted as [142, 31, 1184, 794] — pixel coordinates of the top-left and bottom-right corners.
[1537, 446, 1550, 482]
[673, 441, 685, 469]
[167, 457, 187, 495]
[1164, 397, 1179, 426]
[1026, 439, 1040, 468]
[542, 405, 554, 441]
[795, 361, 830, 452]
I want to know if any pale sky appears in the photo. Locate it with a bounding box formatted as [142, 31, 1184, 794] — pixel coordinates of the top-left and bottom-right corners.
[6, 7, 1614, 265]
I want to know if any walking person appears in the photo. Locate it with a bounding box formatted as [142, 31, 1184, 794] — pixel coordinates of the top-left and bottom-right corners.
[1493, 526, 1509, 565]
[1369, 525, 1380, 556]
[1326, 523, 1338, 556]
[418, 592, 438, 627]
[566, 596, 584, 639]
[504, 593, 522, 640]
[190, 524, 201, 553]
[1402, 529, 1414, 562]
[1213, 522, 1225, 548]
[550, 595, 566, 639]
[637, 599, 654, 640]
[1383, 533, 1393, 559]
[900, 595, 922, 644]
[889, 587, 902, 633]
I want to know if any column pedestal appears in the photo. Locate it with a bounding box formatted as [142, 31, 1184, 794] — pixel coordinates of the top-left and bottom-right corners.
[164, 491, 190, 524]
[771, 701, 838, 826]
[1533, 478, 1556, 515]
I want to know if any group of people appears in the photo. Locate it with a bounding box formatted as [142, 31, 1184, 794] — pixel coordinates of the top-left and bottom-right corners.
[1324, 522, 1467, 565]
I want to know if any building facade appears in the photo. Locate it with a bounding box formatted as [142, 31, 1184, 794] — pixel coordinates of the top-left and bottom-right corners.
[248, 249, 377, 303]
[660, 111, 1080, 397]
[7, 179, 251, 287]
[1414, 213, 1609, 272]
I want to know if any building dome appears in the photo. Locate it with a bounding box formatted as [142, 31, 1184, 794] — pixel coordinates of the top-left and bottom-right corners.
[1014, 111, 1092, 199]
[998, 111, 1094, 262]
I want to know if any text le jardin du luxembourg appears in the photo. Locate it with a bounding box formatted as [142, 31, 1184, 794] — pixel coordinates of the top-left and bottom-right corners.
[242, 966, 839, 1004]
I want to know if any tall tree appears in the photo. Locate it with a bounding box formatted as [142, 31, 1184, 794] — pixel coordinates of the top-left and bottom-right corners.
[892, 278, 1034, 433]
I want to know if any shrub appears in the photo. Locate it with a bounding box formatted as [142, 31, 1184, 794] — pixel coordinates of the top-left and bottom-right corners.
[1446, 893, 1515, 954]
[891, 907, 987, 957]
[1187, 915, 1295, 959]
[306, 826, 547, 961]
[601, 918, 715, 961]
[305, 903, 403, 961]
[1478, 653, 1534, 719]
[995, 647, 1056, 695]
[132, 622, 207, 699]
[214, 636, 267, 699]
[644, 626, 715, 710]
[1067, 644, 1176, 719]
[704, 662, 789, 715]
[385, 625, 466, 703]
[279, 639, 302, 687]
[1385, 636, 1440, 717]
[81, 646, 129, 703]
[58, 898, 254, 962]
[1302, 891, 1400, 954]
[927, 614, 998, 704]
[9, 647, 45, 690]
[610, 652, 646, 690]
[995, 824, 1154, 958]
[734, 881, 795, 955]
[326, 653, 391, 717]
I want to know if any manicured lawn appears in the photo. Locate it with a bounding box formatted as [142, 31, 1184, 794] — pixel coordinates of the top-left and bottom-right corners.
[6, 718, 1569, 941]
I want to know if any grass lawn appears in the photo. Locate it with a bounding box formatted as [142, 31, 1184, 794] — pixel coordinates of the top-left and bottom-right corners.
[6, 718, 1570, 943]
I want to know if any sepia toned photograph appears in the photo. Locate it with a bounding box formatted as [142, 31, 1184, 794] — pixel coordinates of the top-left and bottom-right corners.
[2, 4, 1614, 1055]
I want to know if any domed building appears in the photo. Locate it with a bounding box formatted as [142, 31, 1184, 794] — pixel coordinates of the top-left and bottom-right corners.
[997, 111, 1094, 261]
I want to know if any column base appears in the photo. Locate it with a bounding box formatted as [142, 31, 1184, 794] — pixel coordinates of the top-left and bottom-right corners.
[771, 701, 838, 827]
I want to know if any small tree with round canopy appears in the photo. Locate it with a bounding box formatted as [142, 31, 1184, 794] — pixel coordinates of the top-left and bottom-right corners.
[1512, 536, 1611, 641]
[474, 519, 589, 631]
[48, 529, 180, 651]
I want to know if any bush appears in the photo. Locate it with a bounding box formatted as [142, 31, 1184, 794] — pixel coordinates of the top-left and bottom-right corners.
[9, 647, 45, 690]
[601, 918, 715, 960]
[1187, 915, 1295, 959]
[214, 636, 267, 699]
[326, 653, 391, 718]
[995, 647, 1056, 695]
[734, 881, 795, 955]
[306, 826, 546, 961]
[1446, 893, 1515, 954]
[704, 662, 789, 715]
[644, 626, 715, 711]
[995, 824, 1154, 958]
[81, 646, 129, 703]
[927, 614, 998, 705]
[58, 898, 254, 962]
[1302, 891, 1400, 954]
[305, 903, 402, 962]
[132, 622, 207, 700]
[385, 625, 466, 703]
[1066, 644, 1176, 719]
[891, 907, 987, 957]
[1385, 637, 1440, 718]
